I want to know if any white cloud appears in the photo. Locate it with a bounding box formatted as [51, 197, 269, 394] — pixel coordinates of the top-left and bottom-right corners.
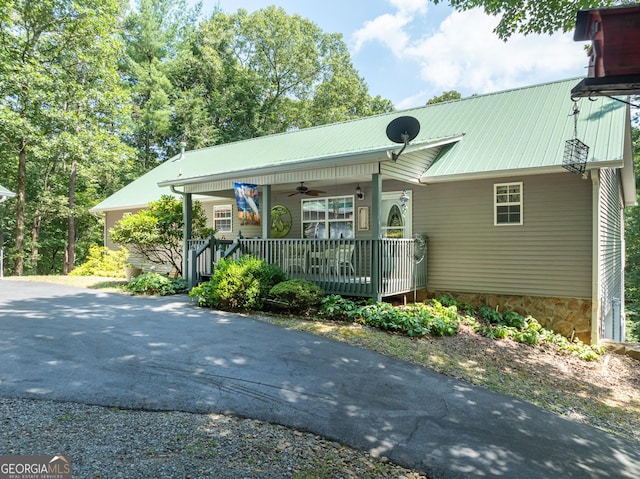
[354, 4, 588, 108]
[389, 0, 428, 15]
[404, 9, 587, 97]
[352, 0, 428, 53]
[352, 13, 412, 53]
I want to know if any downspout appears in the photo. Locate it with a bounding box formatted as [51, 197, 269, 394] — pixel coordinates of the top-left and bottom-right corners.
[590, 170, 601, 345]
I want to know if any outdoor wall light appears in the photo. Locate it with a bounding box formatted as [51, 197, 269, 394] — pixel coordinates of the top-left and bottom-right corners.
[355, 184, 364, 200]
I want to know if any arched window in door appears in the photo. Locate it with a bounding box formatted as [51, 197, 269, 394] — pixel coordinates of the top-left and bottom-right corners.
[381, 191, 412, 238]
[384, 205, 405, 238]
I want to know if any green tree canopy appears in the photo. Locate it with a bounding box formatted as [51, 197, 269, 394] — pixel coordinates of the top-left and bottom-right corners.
[0, 0, 132, 275]
[167, 6, 393, 147]
[433, 0, 629, 39]
[427, 90, 462, 105]
[122, 0, 201, 171]
[109, 195, 211, 275]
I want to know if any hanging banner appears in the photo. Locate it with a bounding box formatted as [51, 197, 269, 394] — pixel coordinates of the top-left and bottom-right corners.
[234, 182, 261, 226]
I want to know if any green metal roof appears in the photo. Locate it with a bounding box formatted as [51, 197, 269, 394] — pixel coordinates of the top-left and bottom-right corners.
[0, 183, 15, 198]
[91, 78, 631, 212]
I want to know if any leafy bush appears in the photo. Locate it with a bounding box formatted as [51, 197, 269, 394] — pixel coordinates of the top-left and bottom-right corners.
[473, 307, 602, 361]
[110, 195, 212, 277]
[319, 295, 363, 321]
[189, 255, 286, 311]
[503, 311, 526, 329]
[69, 245, 129, 278]
[479, 306, 503, 324]
[268, 279, 324, 313]
[318, 296, 460, 338]
[124, 272, 188, 296]
[437, 295, 476, 315]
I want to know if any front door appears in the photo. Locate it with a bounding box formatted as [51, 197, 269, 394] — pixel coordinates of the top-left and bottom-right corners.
[381, 191, 412, 238]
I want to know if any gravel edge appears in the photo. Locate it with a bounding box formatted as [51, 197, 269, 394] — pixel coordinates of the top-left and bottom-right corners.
[1, 397, 428, 479]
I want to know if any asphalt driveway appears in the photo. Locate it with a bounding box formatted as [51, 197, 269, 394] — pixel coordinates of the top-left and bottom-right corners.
[1, 280, 639, 479]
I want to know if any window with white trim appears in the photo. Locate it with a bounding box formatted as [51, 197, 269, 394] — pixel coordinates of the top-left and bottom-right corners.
[302, 196, 354, 238]
[494, 182, 522, 225]
[213, 204, 233, 233]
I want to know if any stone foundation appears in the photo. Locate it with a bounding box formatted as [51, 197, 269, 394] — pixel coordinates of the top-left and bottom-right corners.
[424, 290, 593, 344]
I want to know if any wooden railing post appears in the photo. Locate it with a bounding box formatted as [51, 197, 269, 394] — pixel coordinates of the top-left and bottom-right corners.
[187, 248, 197, 289]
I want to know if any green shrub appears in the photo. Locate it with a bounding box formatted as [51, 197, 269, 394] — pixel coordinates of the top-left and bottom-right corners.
[268, 279, 324, 313]
[479, 306, 503, 324]
[189, 255, 286, 311]
[69, 245, 129, 278]
[318, 297, 461, 338]
[473, 308, 602, 361]
[437, 295, 476, 315]
[503, 310, 527, 329]
[124, 272, 188, 296]
[319, 295, 363, 321]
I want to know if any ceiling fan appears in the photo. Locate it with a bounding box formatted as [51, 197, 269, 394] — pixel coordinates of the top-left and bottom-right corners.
[288, 182, 325, 197]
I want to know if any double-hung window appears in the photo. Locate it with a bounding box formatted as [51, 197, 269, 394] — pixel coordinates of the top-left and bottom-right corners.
[302, 196, 354, 238]
[494, 182, 522, 225]
[213, 205, 233, 234]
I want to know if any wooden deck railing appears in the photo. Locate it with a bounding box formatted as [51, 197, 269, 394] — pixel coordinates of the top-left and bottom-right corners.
[187, 237, 427, 299]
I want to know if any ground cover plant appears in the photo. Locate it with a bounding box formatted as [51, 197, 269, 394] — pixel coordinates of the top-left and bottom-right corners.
[124, 272, 188, 296]
[317, 294, 603, 361]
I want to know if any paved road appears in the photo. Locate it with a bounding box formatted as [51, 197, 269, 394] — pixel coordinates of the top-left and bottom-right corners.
[1, 280, 639, 479]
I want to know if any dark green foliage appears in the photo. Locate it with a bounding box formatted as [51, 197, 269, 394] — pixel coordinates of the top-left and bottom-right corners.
[437, 295, 476, 315]
[472, 306, 602, 360]
[503, 311, 526, 329]
[318, 296, 460, 338]
[124, 272, 188, 296]
[479, 306, 503, 324]
[268, 279, 324, 313]
[189, 256, 286, 311]
[624, 126, 640, 342]
[319, 295, 363, 321]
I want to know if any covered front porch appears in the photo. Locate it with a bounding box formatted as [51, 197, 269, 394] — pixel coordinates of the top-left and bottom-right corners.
[187, 236, 427, 300]
[160, 124, 454, 301]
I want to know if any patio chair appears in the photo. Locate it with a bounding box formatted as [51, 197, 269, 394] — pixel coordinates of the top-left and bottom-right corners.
[284, 244, 307, 273]
[327, 243, 355, 276]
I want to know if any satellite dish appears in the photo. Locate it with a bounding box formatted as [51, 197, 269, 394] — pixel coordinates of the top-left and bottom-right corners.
[386, 116, 420, 144]
[385, 116, 420, 161]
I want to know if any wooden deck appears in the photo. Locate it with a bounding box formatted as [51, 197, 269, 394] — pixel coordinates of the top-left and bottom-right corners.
[187, 237, 427, 300]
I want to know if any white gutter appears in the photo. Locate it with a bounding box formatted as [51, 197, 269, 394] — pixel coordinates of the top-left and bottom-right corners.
[419, 160, 625, 184]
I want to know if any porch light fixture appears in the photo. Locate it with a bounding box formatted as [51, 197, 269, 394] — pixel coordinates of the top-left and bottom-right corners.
[355, 184, 364, 200]
[386, 116, 420, 161]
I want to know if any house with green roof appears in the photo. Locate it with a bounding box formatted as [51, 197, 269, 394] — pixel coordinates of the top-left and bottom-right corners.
[91, 78, 635, 344]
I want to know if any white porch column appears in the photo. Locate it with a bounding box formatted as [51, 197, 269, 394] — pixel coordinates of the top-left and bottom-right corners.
[182, 192, 193, 278]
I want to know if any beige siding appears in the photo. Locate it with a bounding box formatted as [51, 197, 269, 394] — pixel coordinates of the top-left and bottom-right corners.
[598, 168, 624, 340]
[411, 173, 593, 298]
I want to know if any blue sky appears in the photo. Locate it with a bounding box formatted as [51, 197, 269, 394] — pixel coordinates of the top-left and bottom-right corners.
[205, 0, 589, 110]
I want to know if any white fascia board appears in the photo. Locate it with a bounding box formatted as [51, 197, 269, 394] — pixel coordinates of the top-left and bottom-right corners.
[419, 160, 625, 184]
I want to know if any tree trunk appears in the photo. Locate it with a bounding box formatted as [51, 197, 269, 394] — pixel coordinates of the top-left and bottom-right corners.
[30, 214, 41, 275]
[14, 143, 27, 276]
[64, 157, 77, 274]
